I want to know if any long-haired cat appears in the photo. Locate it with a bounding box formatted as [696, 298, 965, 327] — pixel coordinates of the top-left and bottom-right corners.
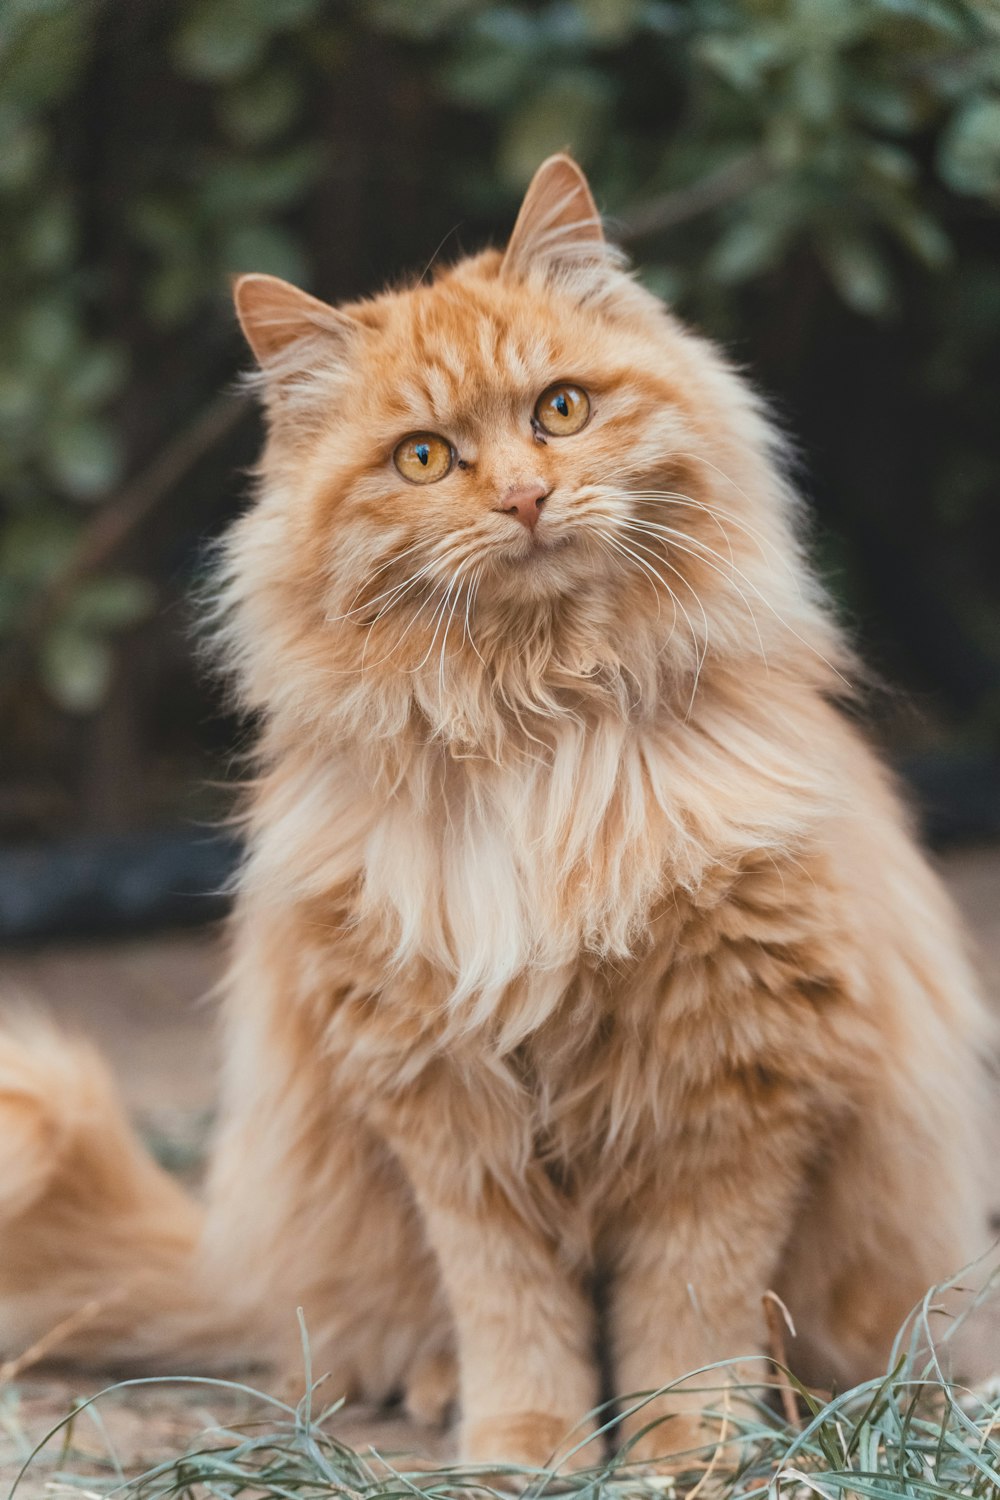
[0, 156, 993, 1469]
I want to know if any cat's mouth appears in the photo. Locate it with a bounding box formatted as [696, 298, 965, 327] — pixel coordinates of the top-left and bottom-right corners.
[507, 530, 574, 565]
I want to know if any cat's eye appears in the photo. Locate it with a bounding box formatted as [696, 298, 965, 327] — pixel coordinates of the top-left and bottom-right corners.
[534, 383, 590, 437]
[393, 433, 454, 484]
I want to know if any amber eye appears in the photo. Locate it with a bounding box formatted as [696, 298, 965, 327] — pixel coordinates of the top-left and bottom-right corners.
[534, 382, 590, 437]
[393, 433, 453, 484]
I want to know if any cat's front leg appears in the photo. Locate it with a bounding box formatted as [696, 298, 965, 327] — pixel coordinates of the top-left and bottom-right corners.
[606, 1106, 811, 1469]
[373, 1073, 601, 1472]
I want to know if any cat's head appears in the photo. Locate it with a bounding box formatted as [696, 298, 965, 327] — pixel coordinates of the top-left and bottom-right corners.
[223, 156, 841, 752]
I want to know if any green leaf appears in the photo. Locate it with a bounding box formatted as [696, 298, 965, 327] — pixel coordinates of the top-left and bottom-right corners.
[66, 575, 156, 631]
[0, 122, 46, 189]
[218, 68, 302, 144]
[443, 44, 530, 109]
[578, 0, 642, 45]
[173, 0, 269, 81]
[21, 194, 77, 271]
[221, 222, 307, 283]
[498, 69, 611, 188]
[695, 30, 785, 93]
[0, 368, 40, 426]
[40, 623, 113, 713]
[871, 0, 975, 42]
[129, 196, 197, 257]
[937, 94, 1000, 197]
[0, 508, 79, 584]
[469, 5, 540, 54]
[707, 214, 793, 285]
[851, 78, 925, 134]
[146, 260, 206, 327]
[638, 262, 687, 304]
[886, 203, 951, 270]
[820, 231, 895, 316]
[0, 4, 94, 111]
[199, 145, 321, 214]
[366, 0, 481, 41]
[62, 344, 127, 410]
[17, 296, 80, 373]
[259, 0, 323, 23]
[45, 417, 122, 500]
[789, 54, 840, 127]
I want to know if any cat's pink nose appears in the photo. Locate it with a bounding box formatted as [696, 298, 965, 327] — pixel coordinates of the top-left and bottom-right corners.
[497, 480, 550, 531]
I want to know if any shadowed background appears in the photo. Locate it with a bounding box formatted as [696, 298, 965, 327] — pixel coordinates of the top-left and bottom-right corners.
[1, 0, 999, 933]
[2, 6, 1000, 1488]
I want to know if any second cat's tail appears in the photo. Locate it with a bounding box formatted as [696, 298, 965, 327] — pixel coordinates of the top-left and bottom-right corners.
[0, 1019, 251, 1374]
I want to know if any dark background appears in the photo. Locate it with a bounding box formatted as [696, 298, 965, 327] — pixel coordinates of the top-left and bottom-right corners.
[2, 0, 999, 939]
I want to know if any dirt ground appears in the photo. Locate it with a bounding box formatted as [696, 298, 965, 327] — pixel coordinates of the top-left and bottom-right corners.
[2, 845, 999, 1495]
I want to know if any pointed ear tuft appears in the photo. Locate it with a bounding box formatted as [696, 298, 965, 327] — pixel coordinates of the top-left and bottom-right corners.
[501, 154, 606, 281]
[233, 273, 358, 366]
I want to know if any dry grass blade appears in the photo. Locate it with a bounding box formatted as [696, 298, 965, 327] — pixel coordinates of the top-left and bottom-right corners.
[9, 1270, 1000, 1500]
[762, 1290, 801, 1433]
[0, 1290, 129, 1386]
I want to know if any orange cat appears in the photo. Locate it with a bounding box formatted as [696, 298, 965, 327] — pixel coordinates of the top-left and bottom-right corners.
[0, 156, 993, 1469]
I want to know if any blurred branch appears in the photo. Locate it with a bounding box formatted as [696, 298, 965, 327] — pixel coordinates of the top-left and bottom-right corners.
[18, 392, 249, 645]
[0, 392, 250, 712]
[617, 150, 770, 243]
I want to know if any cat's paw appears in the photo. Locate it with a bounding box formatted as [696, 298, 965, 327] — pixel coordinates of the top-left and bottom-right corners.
[462, 1411, 600, 1473]
[615, 1397, 748, 1478]
[617, 1412, 709, 1469]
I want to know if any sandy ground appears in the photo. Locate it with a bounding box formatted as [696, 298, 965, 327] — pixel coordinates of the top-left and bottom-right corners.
[2, 846, 998, 1494]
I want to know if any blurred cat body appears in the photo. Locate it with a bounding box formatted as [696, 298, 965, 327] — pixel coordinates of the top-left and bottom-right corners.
[0, 158, 992, 1467]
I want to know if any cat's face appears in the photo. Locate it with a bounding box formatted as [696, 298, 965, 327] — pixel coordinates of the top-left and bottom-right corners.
[287, 266, 700, 617]
[228, 157, 825, 735]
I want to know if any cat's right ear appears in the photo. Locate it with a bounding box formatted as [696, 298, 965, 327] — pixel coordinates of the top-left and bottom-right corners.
[501, 154, 607, 283]
[233, 273, 358, 369]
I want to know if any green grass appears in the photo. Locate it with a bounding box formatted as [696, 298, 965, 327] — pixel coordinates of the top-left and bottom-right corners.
[8, 1285, 999, 1500]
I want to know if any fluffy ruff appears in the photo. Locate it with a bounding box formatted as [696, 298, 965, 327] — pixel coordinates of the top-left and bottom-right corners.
[0, 156, 993, 1470]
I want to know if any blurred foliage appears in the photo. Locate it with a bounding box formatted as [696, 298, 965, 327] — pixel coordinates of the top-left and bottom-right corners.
[1, 0, 999, 836]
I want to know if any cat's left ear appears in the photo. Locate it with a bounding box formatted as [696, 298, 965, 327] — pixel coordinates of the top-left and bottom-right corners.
[501, 154, 606, 283]
[233, 273, 359, 368]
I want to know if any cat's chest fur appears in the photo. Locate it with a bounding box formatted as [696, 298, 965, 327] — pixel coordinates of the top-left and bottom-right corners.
[251, 718, 686, 1026]
[361, 726, 670, 1016]
[247, 700, 823, 1052]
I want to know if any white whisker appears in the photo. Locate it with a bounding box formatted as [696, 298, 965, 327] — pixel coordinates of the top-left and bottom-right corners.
[629, 491, 737, 569]
[621, 520, 768, 673]
[604, 526, 709, 714]
[412, 556, 476, 676]
[663, 453, 808, 588]
[326, 538, 427, 623]
[599, 529, 708, 712]
[464, 565, 488, 668]
[438, 565, 470, 694]
[620, 516, 848, 688]
[624, 488, 792, 578]
[343, 544, 476, 676]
